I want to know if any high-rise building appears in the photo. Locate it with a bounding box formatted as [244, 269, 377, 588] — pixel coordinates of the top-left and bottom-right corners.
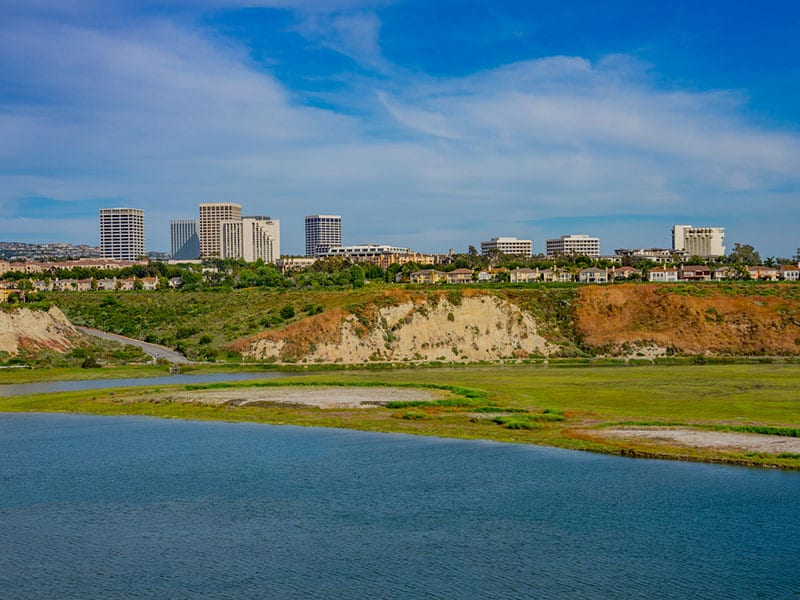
[220, 216, 281, 263]
[199, 203, 241, 258]
[545, 234, 600, 257]
[170, 220, 200, 260]
[243, 217, 280, 263]
[672, 225, 725, 257]
[305, 214, 342, 257]
[99, 208, 145, 260]
[480, 237, 533, 256]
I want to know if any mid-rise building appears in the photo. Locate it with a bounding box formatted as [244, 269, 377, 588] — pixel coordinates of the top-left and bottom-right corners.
[480, 237, 533, 256]
[199, 203, 241, 258]
[672, 225, 725, 257]
[170, 220, 200, 260]
[305, 214, 342, 257]
[99, 208, 145, 261]
[545, 234, 600, 258]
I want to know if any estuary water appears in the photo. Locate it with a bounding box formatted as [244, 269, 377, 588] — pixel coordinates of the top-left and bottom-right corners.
[1, 413, 798, 599]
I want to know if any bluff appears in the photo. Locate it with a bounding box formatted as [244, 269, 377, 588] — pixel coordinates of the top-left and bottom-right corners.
[232, 284, 800, 363]
[0, 306, 80, 356]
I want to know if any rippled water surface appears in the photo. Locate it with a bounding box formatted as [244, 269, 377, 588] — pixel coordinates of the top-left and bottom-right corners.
[1, 414, 798, 599]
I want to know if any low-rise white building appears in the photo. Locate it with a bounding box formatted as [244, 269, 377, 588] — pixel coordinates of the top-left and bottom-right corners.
[480, 237, 532, 256]
[545, 234, 600, 258]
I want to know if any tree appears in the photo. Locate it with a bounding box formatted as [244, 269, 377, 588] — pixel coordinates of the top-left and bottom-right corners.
[728, 243, 761, 266]
[350, 265, 365, 288]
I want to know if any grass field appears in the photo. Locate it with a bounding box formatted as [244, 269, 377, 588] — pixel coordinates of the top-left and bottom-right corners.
[2, 363, 800, 469]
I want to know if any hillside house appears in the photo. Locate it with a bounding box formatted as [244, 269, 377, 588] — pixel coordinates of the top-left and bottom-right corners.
[648, 267, 679, 282]
[747, 266, 779, 281]
[410, 269, 447, 284]
[510, 268, 539, 283]
[780, 265, 800, 281]
[679, 265, 711, 282]
[578, 267, 608, 284]
[445, 268, 474, 284]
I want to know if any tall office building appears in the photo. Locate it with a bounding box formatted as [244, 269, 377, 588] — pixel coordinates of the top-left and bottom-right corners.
[199, 203, 241, 258]
[545, 234, 600, 257]
[220, 216, 281, 263]
[99, 208, 145, 260]
[672, 225, 725, 257]
[170, 220, 200, 260]
[305, 214, 342, 257]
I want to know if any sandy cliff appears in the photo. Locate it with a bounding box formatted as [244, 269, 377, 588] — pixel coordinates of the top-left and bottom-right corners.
[0, 306, 80, 355]
[234, 292, 555, 363]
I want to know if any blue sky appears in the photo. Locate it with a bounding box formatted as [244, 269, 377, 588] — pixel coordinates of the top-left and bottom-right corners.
[1, 0, 799, 257]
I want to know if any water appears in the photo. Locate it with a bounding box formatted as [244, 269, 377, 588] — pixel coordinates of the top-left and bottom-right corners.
[0, 371, 300, 396]
[1, 414, 798, 599]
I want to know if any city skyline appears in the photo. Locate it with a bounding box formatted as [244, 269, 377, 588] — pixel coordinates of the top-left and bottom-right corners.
[1, 1, 799, 256]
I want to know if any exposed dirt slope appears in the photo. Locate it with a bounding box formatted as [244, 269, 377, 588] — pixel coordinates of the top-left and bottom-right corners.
[574, 284, 800, 355]
[0, 306, 80, 355]
[233, 291, 555, 363]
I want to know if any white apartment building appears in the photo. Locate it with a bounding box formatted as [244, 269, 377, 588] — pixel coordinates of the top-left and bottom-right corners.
[99, 208, 145, 261]
[221, 216, 280, 263]
[672, 225, 725, 257]
[199, 203, 241, 258]
[480, 237, 533, 256]
[545, 234, 600, 257]
[305, 214, 342, 256]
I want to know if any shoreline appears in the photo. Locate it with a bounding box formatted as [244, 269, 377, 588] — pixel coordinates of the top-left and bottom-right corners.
[3, 367, 800, 470]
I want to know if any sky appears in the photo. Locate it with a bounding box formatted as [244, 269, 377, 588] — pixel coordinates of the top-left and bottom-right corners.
[1, 0, 799, 257]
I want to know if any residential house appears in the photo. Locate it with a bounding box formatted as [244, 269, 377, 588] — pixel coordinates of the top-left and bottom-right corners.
[31, 279, 53, 292]
[96, 278, 116, 291]
[779, 265, 800, 281]
[578, 267, 608, 284]
[648, 267, 679, 282]
[140, 277, 159, 290]
[510, 268, 540, 283]
[168, 277, 183, 289]
[117, 278, 137, 290]
[445, 268, 474, 284]
[609, 266, 641, 281]
[679, 265, 712, 282]
[53, 278, 91, 291]
[747, 266, 779, 281]
[713, 266, 737, 280]
[540, 268, 574, 283]
[409, 269, 447, 284]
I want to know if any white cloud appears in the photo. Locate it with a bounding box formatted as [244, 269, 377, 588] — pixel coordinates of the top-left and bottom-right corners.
[0, 4, 798, 255]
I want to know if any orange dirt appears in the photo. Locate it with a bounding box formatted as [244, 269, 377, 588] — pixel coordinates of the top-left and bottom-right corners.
[574, 284, 800, 355]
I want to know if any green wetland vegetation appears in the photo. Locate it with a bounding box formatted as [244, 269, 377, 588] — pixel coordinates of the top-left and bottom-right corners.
[3, 363, 800, 469]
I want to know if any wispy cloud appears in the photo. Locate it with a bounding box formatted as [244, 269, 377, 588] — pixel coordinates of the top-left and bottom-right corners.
[0, 2, 798, 254]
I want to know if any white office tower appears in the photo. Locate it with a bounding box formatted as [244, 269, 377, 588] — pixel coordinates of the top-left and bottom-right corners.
[480, 237, 533, 256]
[99, 208, 145, 260]
[672, 225, 725, 257]
[199, 203, 242, 258]
[305, 214, 342, 256]
[221, 217, 280, 263]
[545, 234, 600, 257]
[170, 220, 200, 260]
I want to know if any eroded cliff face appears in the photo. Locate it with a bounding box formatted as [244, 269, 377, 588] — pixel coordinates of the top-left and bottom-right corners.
[574, 285, 800, 356]
[0, 306, 79, 355]
[233, 294, 556, 364]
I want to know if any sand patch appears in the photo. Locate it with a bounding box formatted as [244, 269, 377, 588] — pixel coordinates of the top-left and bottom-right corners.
[603, 427, 800, 454]
[169, 386, 445, 409]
